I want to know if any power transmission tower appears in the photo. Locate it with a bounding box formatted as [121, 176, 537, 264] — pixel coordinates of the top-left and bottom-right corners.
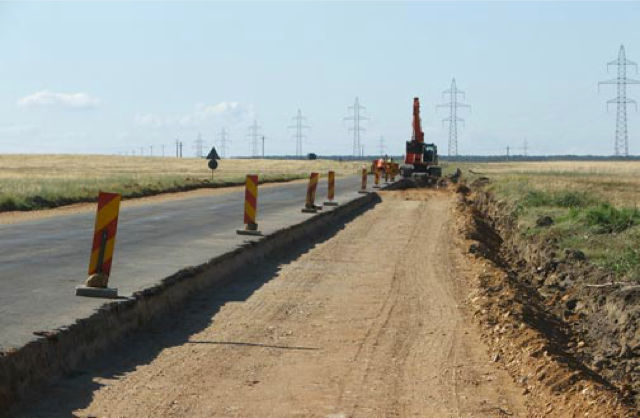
[378, 136, 385, 155]
[506, 146, 510, 162]
[344, 97, 369, 157]
[437, 78, 471, 158]
[288, 109, 310, 157]
[217, 128, 230, 158]
[194, 132, 204, 158]
[246, 120, 262, 157]
[150, 145, 153, 157]
[175, 139, 180, 158]
[599, 45, 639, 157]
[523, 137, 528, 157]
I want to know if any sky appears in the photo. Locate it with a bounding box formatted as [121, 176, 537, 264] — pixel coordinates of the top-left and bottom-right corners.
[0, 1, 639, 157]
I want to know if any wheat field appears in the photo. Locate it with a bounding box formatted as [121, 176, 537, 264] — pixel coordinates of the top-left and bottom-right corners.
[0, 154, 362, 211]
[455, 161, 640, 206]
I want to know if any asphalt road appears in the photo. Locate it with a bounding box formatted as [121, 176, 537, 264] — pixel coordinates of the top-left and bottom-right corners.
[0, 175, 365, 350]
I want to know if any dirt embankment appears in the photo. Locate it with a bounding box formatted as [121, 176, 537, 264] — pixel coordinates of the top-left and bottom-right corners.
[455, 182, 637, 417]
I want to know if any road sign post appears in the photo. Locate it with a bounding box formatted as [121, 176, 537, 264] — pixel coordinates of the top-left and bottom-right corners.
[237, 174, 262, 236]
[324, 171, 339, 206]
[358, 167, 368, 193]
[76, 192, 122, 298]
[302, 172, 320, 213]
[373, 167, 381, 188]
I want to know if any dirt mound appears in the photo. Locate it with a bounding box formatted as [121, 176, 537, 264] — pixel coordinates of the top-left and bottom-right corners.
[385, 175, 441, 190]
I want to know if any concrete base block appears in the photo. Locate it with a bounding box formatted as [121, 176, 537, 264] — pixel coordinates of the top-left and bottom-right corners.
[373, 185, 381, 189]
[301, 207, 318, 213]
[236, 229, 262, 236]
[324, 201, 339, 206]
[75, 285, 118, 299]
[357, 190, 369, 194]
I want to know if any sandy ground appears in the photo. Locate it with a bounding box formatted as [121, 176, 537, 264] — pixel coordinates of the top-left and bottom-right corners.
[12, 190, 528, 417]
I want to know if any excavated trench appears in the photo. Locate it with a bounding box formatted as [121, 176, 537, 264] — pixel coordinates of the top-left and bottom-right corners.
[456, 180, 637, 417]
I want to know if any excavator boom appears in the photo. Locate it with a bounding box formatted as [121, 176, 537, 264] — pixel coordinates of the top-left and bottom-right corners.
[412, 97, 424, 144]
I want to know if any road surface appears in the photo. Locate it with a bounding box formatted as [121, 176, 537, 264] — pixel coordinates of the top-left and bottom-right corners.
[11, 189, 528, 417]
[0, 175, 363, 351]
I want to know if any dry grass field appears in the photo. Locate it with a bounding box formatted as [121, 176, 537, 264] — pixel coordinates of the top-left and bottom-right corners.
[0, 154, 362, 211]
[451, 160, 640, 280]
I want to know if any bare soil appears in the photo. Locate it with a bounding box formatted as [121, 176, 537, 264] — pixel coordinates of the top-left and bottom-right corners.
[10, 189, 529, 417]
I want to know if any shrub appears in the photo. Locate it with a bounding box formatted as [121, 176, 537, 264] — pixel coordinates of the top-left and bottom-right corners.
[552, 191, 598, 208]
[580, 204, 640, 234]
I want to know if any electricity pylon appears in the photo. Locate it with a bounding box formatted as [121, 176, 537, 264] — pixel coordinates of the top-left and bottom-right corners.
[288, 109, 310, 157]
[246, 120, 262, 157]
[599, 45, 639, 157]
[194, 132, 204, 158]
[217, 128, 230, 158]
[437, 78, 471, 157]
[344, 97, 369, 157]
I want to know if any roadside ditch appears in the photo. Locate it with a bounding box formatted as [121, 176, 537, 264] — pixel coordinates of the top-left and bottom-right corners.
[456, 179, 638, 417]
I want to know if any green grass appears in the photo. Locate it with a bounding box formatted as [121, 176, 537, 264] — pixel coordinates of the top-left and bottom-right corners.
[454, 163, 640, 281]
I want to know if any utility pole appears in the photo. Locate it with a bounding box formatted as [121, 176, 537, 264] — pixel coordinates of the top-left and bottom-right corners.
[378, 136, 385, 155]
[150, 145, 153, 157]
[288, 109, 310, 157]
[162, 144, 165, 157]
[599, 45, 639, 157]
[344, 97, 369, 157]
[179, 141, 183, 158]
[194, 132, 204, 158]
[506, 146, 510, 162]
[437, 78, 471, 158]
[217, 128, 230, 158]
[175, 139, 180, 158]
[246, 120, 262, 158]
[523, 138, 528, 157]
[361, 144, 365, 158]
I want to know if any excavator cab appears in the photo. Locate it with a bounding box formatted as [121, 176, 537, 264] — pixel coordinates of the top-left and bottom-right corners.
[423, 144, 438, 164]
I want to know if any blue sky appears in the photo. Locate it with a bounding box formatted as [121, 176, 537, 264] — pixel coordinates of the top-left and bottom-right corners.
[0, 1, 639, 157]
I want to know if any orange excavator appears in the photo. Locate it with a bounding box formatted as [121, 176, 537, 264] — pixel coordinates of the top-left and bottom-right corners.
[400, 97, 441, 178]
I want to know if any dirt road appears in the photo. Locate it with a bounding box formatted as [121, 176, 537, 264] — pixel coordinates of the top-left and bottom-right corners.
[13, 190, 528, 417]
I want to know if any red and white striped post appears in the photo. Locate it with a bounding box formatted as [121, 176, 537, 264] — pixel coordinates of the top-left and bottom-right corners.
[324, 171, 339, 206]
[373, 166, 381, 188]
[358, 167, 368, 194]
[237, 174, 262, 236]
[302, 172, 320, 213]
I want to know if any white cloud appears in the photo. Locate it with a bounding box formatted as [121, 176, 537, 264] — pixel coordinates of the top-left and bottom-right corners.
[0, 124, 40, 136]
[134, 113, 165, 128]
[18, 91, 101, 109]
[134, 101, 255, 129]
